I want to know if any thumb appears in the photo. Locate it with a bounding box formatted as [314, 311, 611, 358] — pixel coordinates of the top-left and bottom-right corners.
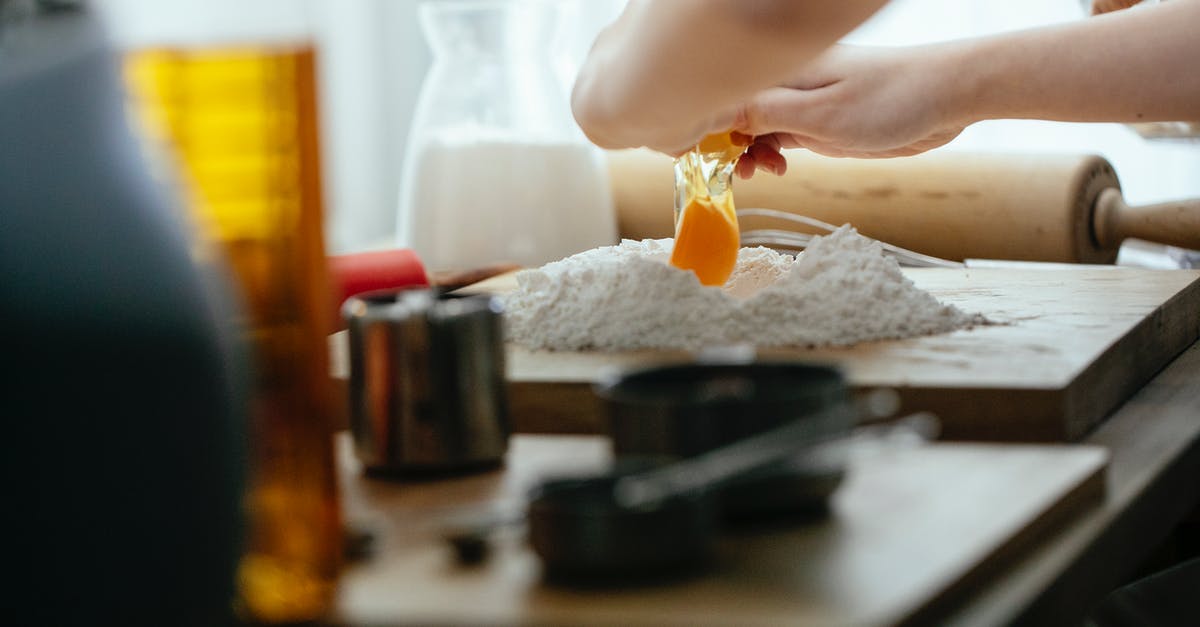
[734, 86, 830, 138]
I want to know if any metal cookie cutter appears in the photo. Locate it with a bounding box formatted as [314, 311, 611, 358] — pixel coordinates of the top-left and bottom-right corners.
[343, 289, 509, 474]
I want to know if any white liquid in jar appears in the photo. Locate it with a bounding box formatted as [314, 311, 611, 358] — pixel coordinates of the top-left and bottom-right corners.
[397, 131, 618, 272]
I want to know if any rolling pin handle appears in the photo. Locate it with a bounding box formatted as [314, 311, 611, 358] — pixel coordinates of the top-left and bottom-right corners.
[1094, 187, 1200, 252]
[1092, 187, 1126, 250]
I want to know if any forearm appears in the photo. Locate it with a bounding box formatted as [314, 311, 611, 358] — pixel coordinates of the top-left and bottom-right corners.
[571, 0, 888, 152]
[953, 0, 1200, 125]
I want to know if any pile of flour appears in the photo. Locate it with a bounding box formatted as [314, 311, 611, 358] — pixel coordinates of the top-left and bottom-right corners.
[503, 226, 983, 351]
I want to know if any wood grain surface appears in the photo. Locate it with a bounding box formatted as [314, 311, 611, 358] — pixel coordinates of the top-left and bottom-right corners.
[460, 267, 1200, 442]
[334, 434, 1108, 627]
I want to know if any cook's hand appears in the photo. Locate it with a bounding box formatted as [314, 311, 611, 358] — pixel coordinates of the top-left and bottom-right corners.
[570, 10, 744, 158]
[570, 84, 739, 157]
[732, 45, 970, 178]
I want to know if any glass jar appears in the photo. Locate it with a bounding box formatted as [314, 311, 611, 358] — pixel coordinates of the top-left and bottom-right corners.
[102, 1, 343, 623]
[396, 0, 617, 273]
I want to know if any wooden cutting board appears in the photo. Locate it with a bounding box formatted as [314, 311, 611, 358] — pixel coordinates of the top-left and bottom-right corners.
[336, 434, 1108, 626]
[463, 267, 1200, 441]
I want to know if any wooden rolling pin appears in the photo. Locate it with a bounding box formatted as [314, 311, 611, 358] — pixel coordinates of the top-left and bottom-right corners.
[607, 149, 1200, 263]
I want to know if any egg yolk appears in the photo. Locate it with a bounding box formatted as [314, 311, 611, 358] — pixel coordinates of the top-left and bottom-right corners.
[669, 193, 740, 286]
[669, 131, 749, 286]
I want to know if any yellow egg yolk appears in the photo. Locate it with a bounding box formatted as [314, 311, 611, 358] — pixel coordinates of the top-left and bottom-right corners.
[669, 131, 749, 286]
[669, 193, 740, 286]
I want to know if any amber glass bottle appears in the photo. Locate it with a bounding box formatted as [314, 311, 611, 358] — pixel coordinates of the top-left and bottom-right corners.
[124, 43, 342, 624]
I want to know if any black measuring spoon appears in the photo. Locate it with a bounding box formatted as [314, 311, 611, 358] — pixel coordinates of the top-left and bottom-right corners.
[525, 400, 853, 580]
[443, 362, 934, 581]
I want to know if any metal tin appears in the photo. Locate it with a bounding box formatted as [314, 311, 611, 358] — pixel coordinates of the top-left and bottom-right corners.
[343, 289, 509, 473]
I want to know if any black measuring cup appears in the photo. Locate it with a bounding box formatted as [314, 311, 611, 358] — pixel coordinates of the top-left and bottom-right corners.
[526, 464, 715, 581]
[526, 362, 852, 580]
[600, 362, 853, 518]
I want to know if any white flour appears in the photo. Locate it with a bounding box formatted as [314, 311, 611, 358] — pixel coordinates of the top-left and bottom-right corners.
[503, 225, 983, 351]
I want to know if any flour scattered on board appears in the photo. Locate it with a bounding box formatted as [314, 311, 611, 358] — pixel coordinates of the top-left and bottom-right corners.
[504, 225, 986, 351]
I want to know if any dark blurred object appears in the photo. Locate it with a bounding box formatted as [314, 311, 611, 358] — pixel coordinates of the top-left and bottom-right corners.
[527, 465, 715, 581]
[343, 289, 509, 474]
[0, 0, 81, 32]
[0, 5, 244, 626]
[1087, 557, 1200, 627]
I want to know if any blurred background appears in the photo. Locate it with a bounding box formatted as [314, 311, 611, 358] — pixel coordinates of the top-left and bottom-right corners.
[93, 0, 1200, 258]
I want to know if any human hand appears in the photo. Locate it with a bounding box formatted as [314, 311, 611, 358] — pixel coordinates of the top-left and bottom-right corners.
[571, 71, 741, 157]
[731, 45, 971, 178]
[570, 0, 892, 159]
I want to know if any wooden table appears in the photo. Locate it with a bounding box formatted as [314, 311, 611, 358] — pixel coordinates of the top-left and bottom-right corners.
[939, 340, 1200, 625]
[331, 340, 1200, 625]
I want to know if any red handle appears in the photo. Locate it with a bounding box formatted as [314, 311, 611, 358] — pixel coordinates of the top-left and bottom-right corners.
[328, 248, 428, 330]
